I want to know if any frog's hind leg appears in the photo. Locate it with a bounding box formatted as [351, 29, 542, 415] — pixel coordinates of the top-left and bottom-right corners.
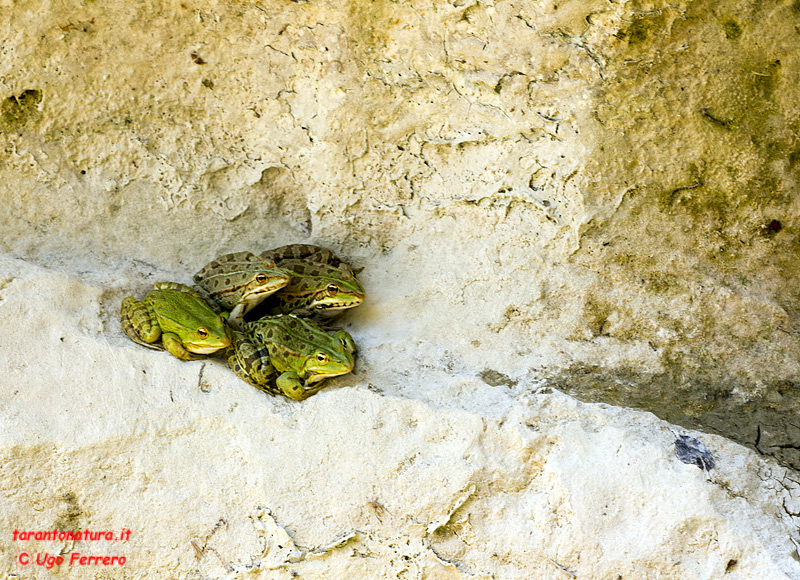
[226, 331, 277, 392]
[154, 281, 204, 299]
[333, 330, 357, 356]
[120, 297, 164, 350]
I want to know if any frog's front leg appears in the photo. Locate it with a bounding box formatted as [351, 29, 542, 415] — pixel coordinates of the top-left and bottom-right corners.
[225, 304, 247, 331]
[161, 332, 205, 361]
[227, 331, 276, 390]
[275, 371, 311, 401]
[120, 297, 164, 350]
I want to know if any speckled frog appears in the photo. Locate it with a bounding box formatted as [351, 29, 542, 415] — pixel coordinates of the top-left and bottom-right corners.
[261, 243, 345, 266]
[227, 314, 356, 400]
[193, 251, 290, 328]
[257, 244, 365, 318]
[120, 282, 230, 361]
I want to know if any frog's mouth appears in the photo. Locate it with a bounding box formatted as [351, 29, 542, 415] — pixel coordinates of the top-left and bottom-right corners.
[307, 374, 327, 385]
[307, 368, 351, 383]
[244, 279, 290, 296]
[314, 296, 365, 312]
[187, 339, 230, 354]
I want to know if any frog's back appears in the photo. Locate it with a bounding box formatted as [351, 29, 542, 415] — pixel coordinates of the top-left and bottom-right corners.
[148, 287, 218, 334]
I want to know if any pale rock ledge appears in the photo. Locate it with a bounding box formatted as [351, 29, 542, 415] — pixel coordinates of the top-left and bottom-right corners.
[0, 255, 798, 579]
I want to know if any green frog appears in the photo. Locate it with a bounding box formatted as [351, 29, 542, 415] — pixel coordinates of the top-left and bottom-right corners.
[227, 315, 356, 400]
[193, 251, 290, 328]
[120, 282, 230, 361]
[256, 245, 365, 317]
[260, 259, 365, 317]
[261, 243, 343, 266]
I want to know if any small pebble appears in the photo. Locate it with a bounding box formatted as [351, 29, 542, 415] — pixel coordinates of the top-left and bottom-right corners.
[675, 435, 715, 471]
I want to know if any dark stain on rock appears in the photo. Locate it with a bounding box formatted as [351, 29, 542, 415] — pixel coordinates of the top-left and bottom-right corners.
[615, 11, 666, 45]
[1, 89, 42, 129]
[764, 219, 783, 236]
[722, 19, 741, 40]
[700, 108, 735, 130]
[548, 364, 800, 472]
[752, 60, 781, 102]
[54, 492, 83, 531]
[789, 147, 800, 170]
[479, 369, 518, 387]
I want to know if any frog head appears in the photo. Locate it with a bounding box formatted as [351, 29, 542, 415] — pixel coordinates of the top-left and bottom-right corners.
[181, 314, 231, 354]
[194, 251, 291, 312]
[301, 342, 355, 385]
[277, 261, 365, 315]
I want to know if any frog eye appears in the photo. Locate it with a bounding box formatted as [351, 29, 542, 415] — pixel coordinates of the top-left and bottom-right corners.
[256, 273, 268, 283]
[327, 284, 339, 293]
[316, 352, 328, 363]
[197, 328, 209, 338]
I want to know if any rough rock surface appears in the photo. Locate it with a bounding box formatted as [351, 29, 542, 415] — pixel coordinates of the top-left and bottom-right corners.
[1, 0, 799, 577]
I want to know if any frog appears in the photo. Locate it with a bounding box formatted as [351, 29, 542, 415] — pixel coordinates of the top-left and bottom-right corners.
[193, 251, 291, 329]
[227, 314, 356, 400]
[261, 243, 343, 267]
[255, 245, 365, 318]
[265, 259, 365, 317]
[120, 282, 230, 361]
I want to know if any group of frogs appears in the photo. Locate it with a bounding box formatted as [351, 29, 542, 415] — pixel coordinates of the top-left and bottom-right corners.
[119, 244, 366, 400]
